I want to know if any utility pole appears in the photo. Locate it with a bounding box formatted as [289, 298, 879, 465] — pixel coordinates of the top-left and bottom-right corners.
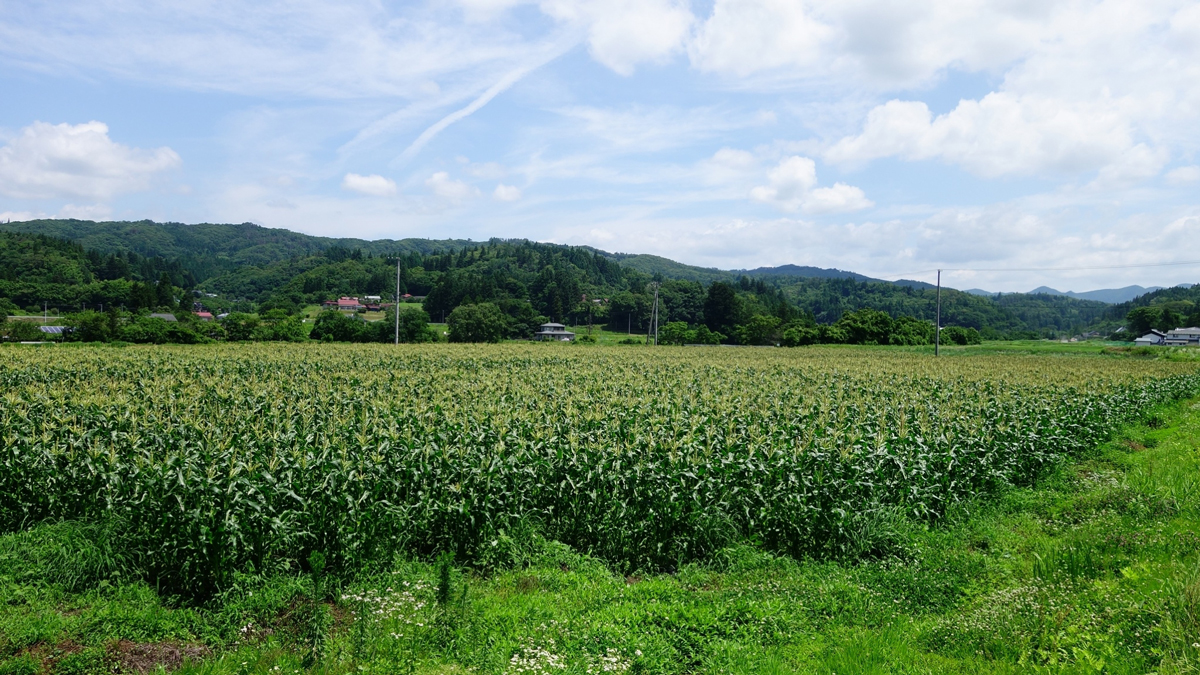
[935, 269, 941, 357]
[43, 302, 47, 325]
[646, 283, 660, 346]
[394, 257, 401, 345]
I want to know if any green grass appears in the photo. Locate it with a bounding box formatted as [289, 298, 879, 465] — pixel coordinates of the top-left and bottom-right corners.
[4, 392, 1200, 674]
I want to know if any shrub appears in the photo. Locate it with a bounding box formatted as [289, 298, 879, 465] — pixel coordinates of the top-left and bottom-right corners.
[447, 303, 507, 343]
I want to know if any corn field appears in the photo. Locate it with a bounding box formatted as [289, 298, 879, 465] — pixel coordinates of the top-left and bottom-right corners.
[1, 344, 1197, 595]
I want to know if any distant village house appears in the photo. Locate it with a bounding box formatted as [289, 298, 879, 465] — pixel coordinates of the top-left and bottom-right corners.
[1135, 327, 1200, 346]
[534, 323, 575, 341]
[1163, 327, 1200, 346]
[323, 297, 366, 312]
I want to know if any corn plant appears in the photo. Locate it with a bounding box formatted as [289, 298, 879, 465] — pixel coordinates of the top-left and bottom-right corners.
[0, 344, 1196, 597]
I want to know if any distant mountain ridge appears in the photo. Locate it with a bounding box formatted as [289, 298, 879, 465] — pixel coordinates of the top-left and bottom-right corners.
[736, 264, 878, 282]
[0, 219, 479, 279]
[1028, 285, 1165, 304]
[962, 285, 1171, 304]
[1, 219, 1119, 336]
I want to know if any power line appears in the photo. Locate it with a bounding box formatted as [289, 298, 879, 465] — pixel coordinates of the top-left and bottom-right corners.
[879, 259, 1200, 280]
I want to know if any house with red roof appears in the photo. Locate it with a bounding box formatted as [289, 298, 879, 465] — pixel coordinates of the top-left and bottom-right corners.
[322, 297, 365, 312]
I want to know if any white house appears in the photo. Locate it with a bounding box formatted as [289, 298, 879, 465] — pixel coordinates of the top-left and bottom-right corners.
[1134, 330, 1166, 346]
[1163, 327, 1200, 346]
[533, 323, 575, 341]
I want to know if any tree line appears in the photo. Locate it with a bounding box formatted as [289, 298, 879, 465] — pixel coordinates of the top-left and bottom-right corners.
[1, 230, 1103, 345]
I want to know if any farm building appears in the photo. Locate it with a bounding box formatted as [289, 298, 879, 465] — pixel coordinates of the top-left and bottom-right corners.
[1134, 330, 1166, 346]
[322, 297, 365, 311]
[1163, 327, 1200, 346]
[534, 323, 575, 341]
[149, 313, 178, 322]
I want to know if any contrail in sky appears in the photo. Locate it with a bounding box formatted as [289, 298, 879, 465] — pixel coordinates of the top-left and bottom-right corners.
[392, 38, 576, 166]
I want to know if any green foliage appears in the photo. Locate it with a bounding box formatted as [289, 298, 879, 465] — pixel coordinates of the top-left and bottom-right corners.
[1126, 304, 1192, 336]
[1, 222, 1125, 341]
[890, 315, 935, 345]
[253, 314, 307, 342]
[0, 320, 43, 342]
[941, 325, 983, 346]
[309, 311, 366, 342]
[0, 656, 38, 675]
[309, 307, 433, 344]
[65, 310, 114, 342]
[780, 324, 819, 347]
[735, 314, 781, 346]
[0, 520, 132, 592]
[221, 313, 259, 341]
[1, 344, 1197, 601]
[114, 315, 207, 344]
[657, 322, 723, 346]
[2, 372, 1200, 675]
[389, 307, 436, 343]
[435, 552, 454, 607]
[703, 282, 742, 337]
[658, 321, 691, 346]
[447, 303, 507, 343]
[834, 308, 894, 345]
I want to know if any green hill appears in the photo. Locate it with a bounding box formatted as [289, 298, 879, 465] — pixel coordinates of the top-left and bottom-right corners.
[0, 219, 480, 283]
[0, 219, 1113, 339]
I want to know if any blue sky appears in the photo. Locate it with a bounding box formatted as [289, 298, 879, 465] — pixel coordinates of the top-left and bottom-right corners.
[1, 0, 1198, 291]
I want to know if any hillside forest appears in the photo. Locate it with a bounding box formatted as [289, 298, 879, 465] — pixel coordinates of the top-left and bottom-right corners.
[2, 219, 1192, 345]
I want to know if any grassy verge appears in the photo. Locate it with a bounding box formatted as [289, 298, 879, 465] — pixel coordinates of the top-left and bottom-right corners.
[3, 399, 1199, 674]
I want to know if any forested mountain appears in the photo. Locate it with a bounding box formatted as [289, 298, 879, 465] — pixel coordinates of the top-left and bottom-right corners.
[1095, 284, 1200, 337]
[1028, 285, 1165, 304]
[1102, 285, 1200, 319]
[0, 232, 195, 311]
[768, 277, 1108, 335]
[0, 219, 479, 285]
[737, 264, 877, 282]
[0, 219, 1116, 339]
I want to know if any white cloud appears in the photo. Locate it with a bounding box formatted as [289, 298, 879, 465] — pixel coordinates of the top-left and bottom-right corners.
[825, 94, 1167, 181]
[555, 105, 771, 153]
[1166, 165, 1200, 185]
[689, 0, 831, 77]
[698, 147, 758, 186]
[0, 2, 553, 99]
[540, 0, 693, 75]
[342, 173, 397, 197]
[493, 184, 522, 201]
[57, 203, 113, 220]
[0, 210, 40, 222]
[465, 161, 508, 179]
[750, 156, 872, 214]
[426, 172, 479, 200]
[805, 184, 874, 215]
[0, 121, 179, 200]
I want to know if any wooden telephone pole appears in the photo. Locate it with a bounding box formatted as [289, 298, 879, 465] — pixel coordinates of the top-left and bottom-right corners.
[935, 269, 941, 357]
[646, 283, 660, 346]
[394, 257, 401, 345]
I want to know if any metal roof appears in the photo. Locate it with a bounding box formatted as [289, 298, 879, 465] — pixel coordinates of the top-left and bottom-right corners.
[38, 325, 67, 334]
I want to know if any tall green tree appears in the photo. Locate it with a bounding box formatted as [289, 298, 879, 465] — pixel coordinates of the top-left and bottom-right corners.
[736, 315, 781, 346]
[704, 282, 741, 338]
[835, 308, 894, 345]
[447, 302, 507, 343]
